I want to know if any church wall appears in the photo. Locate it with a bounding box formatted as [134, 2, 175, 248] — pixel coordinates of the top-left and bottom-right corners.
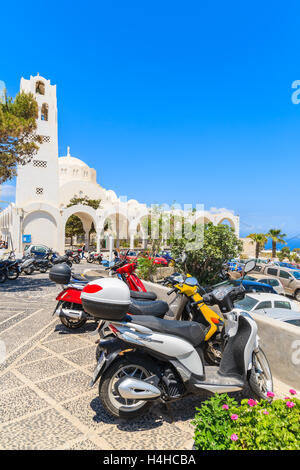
[23, 211, 57, 249]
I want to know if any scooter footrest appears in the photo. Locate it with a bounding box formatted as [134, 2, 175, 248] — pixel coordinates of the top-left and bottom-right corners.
[204, 366, 244, 387]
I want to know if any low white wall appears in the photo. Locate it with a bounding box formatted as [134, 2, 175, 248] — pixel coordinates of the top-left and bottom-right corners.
[144, 281, 300, 390]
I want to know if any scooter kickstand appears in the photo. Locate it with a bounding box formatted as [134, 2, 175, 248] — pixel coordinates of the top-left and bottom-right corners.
[164, 402, 174, 423]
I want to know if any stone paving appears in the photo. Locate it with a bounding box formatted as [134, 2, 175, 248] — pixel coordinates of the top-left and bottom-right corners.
[0, 264, 290, 450]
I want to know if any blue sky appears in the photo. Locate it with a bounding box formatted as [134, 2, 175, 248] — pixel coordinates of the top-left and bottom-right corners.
[1, 1, 300, 246]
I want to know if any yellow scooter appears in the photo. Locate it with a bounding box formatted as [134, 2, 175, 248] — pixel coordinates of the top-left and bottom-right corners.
[160, 272, 224, 365]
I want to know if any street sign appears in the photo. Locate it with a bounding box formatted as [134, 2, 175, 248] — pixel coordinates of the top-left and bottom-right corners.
[22, 234, 31, 243]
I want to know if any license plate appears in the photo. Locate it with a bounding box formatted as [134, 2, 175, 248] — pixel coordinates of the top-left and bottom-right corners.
[89, 352, 106, 387]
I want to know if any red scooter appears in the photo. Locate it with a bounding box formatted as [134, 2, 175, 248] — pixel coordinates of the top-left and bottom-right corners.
[51, 260, 163, 329]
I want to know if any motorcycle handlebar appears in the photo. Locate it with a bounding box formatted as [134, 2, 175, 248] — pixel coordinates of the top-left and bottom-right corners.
[167, 287, 176, 295]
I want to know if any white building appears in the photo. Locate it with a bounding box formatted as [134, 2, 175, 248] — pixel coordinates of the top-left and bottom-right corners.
[0, 74, 240, 253]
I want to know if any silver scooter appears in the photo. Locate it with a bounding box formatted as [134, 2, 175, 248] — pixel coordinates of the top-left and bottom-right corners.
[90, 260, 273, 419]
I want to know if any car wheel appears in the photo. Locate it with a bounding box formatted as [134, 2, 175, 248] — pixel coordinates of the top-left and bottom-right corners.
[295, 289, 300, 302]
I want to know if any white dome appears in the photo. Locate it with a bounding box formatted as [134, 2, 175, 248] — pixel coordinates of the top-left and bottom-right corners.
[59, 156, 88, 168]
[59, 146, 89, 168]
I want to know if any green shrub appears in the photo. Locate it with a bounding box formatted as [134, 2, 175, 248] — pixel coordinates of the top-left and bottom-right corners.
[192, 391, 300, 450]
[136, 257, 157, 281]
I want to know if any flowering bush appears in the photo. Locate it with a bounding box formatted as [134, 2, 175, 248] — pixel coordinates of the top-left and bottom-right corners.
[192, 390, 300, 450]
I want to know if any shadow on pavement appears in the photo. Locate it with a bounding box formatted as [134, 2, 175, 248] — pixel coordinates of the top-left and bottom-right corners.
[54, 321, 98, 335]
[0, 276, 54, 292]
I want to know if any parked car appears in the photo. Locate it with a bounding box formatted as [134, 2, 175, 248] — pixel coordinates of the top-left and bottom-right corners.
[228, 261, 243, 272]
[278, 262, 298, 270]
[248, 274, 285, 295]
[212, 279, 277, 294]
[120, 250, 168, 266]
[24, 244, 50, 258]
[234, 292, 299, 313]
[120, 250, 139, 262]
[261, 265, 300, 301]
[254, 308, 300, 327]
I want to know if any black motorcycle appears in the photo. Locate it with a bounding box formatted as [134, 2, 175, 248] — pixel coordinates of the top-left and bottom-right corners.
[48, 250, 73, 268]
[0, 255, 21, 280]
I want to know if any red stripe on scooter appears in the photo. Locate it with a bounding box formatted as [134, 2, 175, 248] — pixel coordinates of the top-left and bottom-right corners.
[82, 284, 103, 293]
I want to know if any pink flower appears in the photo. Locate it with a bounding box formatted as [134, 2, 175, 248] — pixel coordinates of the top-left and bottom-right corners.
[222, 404, 229, 410]
[286, 401, 295, 408]
[230, 434, 238, 441]
[230, 414, 239, 420]
[263, 410, 269, 415]
[247, 399, 257, 407]
[289, 389, 297, 395]
[284, 397, 290, 400]
[266, 391, 275, 398]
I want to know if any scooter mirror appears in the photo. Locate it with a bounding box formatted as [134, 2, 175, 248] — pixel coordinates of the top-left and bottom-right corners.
[244, 259, 256, 273]
[184, 276, 198, 287]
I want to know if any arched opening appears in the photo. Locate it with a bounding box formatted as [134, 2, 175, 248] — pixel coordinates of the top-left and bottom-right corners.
[100, 212, 130, 249]
[64, 210, 97, 252]
[23, 210, 57, 249]
[35, 80, 45, 95]
[218, 217, 235, 230]
[41, 103, 48, 121]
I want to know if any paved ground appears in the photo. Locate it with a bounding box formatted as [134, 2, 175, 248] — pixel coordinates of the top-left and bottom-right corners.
[0, 264, 291, 450]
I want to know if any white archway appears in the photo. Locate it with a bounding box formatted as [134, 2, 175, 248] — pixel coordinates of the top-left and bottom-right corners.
[61, 204, 98, 253]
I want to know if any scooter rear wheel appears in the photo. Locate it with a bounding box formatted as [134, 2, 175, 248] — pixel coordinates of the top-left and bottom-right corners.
[60, 315, 87, 329]
[99, 355, 154, 419]
[59, 302, 87, 329]
[0, 271, 7, 283]
[7, 268, 19, 280]
[24, 267, 34, 275]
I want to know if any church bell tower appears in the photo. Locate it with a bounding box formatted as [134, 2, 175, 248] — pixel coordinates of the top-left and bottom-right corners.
[16, 74, 59, 208]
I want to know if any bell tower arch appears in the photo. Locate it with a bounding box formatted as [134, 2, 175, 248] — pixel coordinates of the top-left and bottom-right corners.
[15, 74, 59, 208]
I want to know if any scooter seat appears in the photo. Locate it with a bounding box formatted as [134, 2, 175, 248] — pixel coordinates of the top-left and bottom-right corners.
[129, 291, 157, 301]
[128, 300, 169, 318]
[128, 315, 206, 347]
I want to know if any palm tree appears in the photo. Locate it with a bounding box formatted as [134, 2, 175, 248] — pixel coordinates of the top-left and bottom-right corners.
[266, 229, 286, 258]
[248, 233, 268, 258]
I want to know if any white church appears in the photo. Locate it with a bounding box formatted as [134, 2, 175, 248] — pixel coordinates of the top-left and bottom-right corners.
[0, 74, 239, 254]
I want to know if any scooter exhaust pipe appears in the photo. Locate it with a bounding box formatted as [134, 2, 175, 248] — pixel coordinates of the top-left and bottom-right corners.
[117, 377, 161, 400]
[59, 308, 87, 320]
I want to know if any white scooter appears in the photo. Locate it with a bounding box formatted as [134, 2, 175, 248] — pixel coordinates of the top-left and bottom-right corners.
[83, 260, 273, 419]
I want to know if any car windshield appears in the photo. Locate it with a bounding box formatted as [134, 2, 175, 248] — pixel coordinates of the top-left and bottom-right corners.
[286, 319, 300, 327]
[292, 271, 300, 280]
[234, 296, 259, 311]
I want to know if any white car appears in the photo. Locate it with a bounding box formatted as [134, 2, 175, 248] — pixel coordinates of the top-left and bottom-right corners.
[234, 292, 300, 313]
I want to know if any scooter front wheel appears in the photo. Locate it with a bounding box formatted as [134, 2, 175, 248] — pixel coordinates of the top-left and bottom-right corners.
[248, 347, 273, 400]
[99, 355, 153, 419]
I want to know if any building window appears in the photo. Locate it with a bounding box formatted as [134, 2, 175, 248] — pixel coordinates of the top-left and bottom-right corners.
[36, 187, 44, 195]
[41, 103, 48, 121]
[33, 160, 47, 168]
[40, 135, 50, 143]
[35, 81, 45, 95]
